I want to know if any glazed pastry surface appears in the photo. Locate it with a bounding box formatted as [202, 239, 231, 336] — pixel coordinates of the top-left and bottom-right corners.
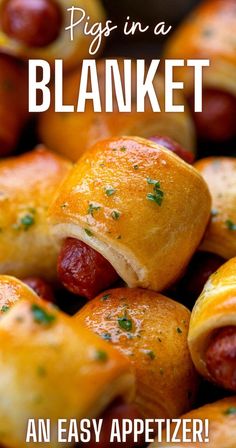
[76, 287, 199, 419]
[49, 136, 211, 291]
[195, 157, 236, 259]
[0, 146, 71, 280]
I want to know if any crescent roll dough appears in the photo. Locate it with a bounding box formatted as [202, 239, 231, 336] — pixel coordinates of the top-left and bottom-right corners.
[188, 257, 236, 380]
[0, 146, 71, 281]
[0, 0, 105, 71]
[76, 288, 199, 419]
[164, 0, 236, 97]
[0, 276, 134, 448]
[49, 136, 211, 292]
[195, 157, 236, 259]
[39, 58, 196, 161]
[149, 396, 236, 448]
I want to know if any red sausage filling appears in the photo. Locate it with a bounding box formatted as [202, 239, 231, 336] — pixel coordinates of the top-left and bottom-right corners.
[149, 135, 195, 164]
[206, 326, 236, 391]
[86, 400, 145, 448]
[58, 238, 120, 300]
[189, 88, 236, 141]
[22, 277, 55, 303]
[1, 0, 62, 47]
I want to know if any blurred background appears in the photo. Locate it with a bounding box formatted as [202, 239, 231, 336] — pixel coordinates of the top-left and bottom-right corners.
[103, 0, 200, 57]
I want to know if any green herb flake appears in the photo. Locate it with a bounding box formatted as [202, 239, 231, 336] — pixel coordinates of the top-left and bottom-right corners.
[146, 192, 163, 206]
[1, 305, 9, 313]
[177, 327, 182, 334]
[111, 210, 121, 220]
[94, 349, 108, 363]
[202, 28, 213, 37]
[120, 146, 127, 152]
[147, 177, 160, 187]
[101, 333, 112, 341]
[224, 407, 236, 415]
[21, 214, 35, 231]
[37, 366, 47, 377]
[225, 219, 236, 231]
[133, 165, 139, 170]
[146, 178, 164, 207]
[118, 314, 132, 332]
[88, 203, 101, 216]
[84, 228, 93, 237]
[31, 304, 56, 326]
[105, 187, 116, 197]
[146, 350, 155, 360]
[101, 293, 111, 301]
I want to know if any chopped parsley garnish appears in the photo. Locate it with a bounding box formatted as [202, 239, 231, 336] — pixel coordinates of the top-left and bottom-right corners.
[84, 228, 93, 237]
[111, 210, 120, 220]
[21, 214, 35, 230]
[224, 407, 236, 415]
[37, 366, 47, 377]
[202, 28, 213, 37]
[120, 146, 127, 152]
[146, 178, 164, 206]
[101, 333, 112, 341]
[177, 327, 182, 334]
[94, 349, 108, 362]
[225, 219, 236, 231]
[147, 177, 160, 186]
[101, 293, 111, 301]
[1, 305, 9, 313]
[31, 304, 56, 326]
[118, 313, 132, 332]
[147, 192, 164, 205]
[88, 203, 101, 216]
[133, 165, 139, 170]
[146, 350, 155, 360]
[105, 187, 116, 197]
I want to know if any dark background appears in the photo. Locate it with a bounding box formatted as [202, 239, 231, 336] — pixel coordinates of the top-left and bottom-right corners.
[102, 0, 200, 57]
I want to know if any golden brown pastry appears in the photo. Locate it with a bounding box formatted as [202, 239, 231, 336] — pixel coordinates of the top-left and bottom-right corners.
[195, 157, 236, 259]
[164, 0, 236, 141]
[0, 146, 71, 281]
[39, 58, 196, 161]
[49, 136, 211, 298]
[0, 0, 105, 70]
[76, 287, 199, 419]
[0, 275, 134, 448]
[188, 257, 236, 391]
[0, 274, 38, 312]
[0, 53, 29, 155]
[149, 396, 236, 448]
